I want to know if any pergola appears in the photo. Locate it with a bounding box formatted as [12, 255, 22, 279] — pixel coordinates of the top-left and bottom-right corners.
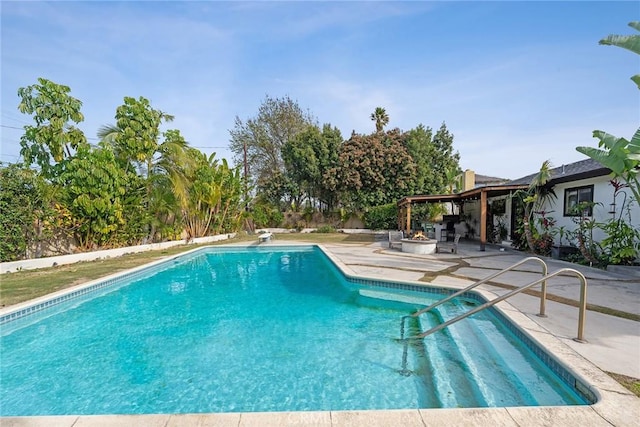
[397, 184, 528, 250]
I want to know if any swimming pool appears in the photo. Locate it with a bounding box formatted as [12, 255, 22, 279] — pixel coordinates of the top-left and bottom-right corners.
[0, 245, 594, 416]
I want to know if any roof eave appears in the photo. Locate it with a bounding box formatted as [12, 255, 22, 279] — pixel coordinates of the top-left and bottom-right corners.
[398, 184, 529, 206]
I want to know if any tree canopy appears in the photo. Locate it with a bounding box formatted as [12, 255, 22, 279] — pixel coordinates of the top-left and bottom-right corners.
[282, 123, 342, 211]
[325, 129, 416, 211]
[5, 78, 465, 260]
[229, 95, 316, 191]
[404, 123, 460, 196]
[17, 78, 88, 177]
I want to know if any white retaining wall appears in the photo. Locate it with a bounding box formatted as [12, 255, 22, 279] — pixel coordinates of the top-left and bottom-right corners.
[0, 234, 236, 274]
[1, 229, 387, 274]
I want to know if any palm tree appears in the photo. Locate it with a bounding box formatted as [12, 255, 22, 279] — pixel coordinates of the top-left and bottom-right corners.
[97, 113, 189, 242]
[444, 167, 462, 213]
[522, 160, 556, 253]
[97, 123, 121, 145]
[370, 107, 389, 133]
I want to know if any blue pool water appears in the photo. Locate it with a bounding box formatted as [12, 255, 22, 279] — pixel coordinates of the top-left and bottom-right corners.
[0, 246, 588, 415]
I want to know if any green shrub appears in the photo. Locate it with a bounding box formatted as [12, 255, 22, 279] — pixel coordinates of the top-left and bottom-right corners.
[0, 164, 51, 261]
[364, 203, 397, 230]
[313, 225, 336, 233]
[251, 202, 283, 228]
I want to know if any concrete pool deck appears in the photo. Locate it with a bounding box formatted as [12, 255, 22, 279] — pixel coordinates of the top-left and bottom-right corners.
[2, 239, 639, 426]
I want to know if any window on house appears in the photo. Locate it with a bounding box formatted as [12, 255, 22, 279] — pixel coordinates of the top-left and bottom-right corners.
[564, 185, 594, 216]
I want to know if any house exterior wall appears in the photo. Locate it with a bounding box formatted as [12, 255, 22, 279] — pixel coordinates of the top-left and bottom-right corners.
[539, 176, 640, 246]
[454, 176, 638, 249]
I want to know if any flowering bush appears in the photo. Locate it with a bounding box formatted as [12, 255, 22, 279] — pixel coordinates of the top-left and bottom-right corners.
[533, 233, 554, 256]
[530, 210, 556, 256]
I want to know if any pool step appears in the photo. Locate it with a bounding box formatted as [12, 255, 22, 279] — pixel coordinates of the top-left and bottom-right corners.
[358, 289, 472, 408]
[360, 288, 565, 407]
[400, 316, 441, 407]
[434, 300, 536, 407]
[459, 306, 574, 406]
[358, 289, 434, 307]
[417, 311, 485, 407]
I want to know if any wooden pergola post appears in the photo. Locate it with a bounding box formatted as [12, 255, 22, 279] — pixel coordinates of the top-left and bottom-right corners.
[405, 203, 411, 236]
[480, 189, 487, 251]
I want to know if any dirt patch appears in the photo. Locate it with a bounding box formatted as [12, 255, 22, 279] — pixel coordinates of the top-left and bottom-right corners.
[607, 372, 640, 397]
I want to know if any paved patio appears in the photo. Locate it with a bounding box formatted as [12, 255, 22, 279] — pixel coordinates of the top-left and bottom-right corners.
[2, 239, 639, 426]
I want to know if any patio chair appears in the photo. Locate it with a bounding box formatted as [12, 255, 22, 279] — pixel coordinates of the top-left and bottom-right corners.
[436, 234, 461, 254]
[388, 230, 404, 249]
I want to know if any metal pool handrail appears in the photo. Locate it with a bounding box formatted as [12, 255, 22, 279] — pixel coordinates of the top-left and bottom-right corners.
[400, 256, 549, 340]
[408, 268, 589, 343]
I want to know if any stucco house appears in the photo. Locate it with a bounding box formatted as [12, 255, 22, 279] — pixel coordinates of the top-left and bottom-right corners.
[506, 158, 639, 247]
[397, 158, 639, 253]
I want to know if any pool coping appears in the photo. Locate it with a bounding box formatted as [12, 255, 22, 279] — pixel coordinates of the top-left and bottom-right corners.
[1, 243, 638, 426]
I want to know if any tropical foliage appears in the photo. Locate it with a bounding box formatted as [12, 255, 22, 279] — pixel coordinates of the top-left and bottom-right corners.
[18, 78, 88, 177]
[0, 164, 52, 261]
[5, 77, 463, 261]
[570, 21, 640, 265]
[516, 160, 557, 254]
[599, 21, 640, 89]
[2, 78, 247, 261]
[57, 145, 129, 249]
[577, 21, 640, 206]
[181, 150, 244, 239]
[598, 181, 640, 265]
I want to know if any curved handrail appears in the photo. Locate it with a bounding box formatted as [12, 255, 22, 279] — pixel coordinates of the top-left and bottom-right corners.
[400, 257, 549, 339]
[407, 268, 588, 342]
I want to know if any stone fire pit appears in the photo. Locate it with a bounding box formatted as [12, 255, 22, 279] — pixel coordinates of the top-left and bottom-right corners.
[401, 232, 437, 255]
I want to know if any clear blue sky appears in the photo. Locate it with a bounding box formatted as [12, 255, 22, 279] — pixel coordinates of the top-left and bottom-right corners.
[1, 1, 639, 179]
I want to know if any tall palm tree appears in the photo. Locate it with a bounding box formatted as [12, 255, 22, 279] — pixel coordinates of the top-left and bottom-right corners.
[370, 107, 389, 133]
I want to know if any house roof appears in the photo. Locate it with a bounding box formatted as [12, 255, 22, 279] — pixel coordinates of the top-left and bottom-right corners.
[507, 158, 611, 186]
[397, 158, 611, 208]
[474, 173, 508, 186]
